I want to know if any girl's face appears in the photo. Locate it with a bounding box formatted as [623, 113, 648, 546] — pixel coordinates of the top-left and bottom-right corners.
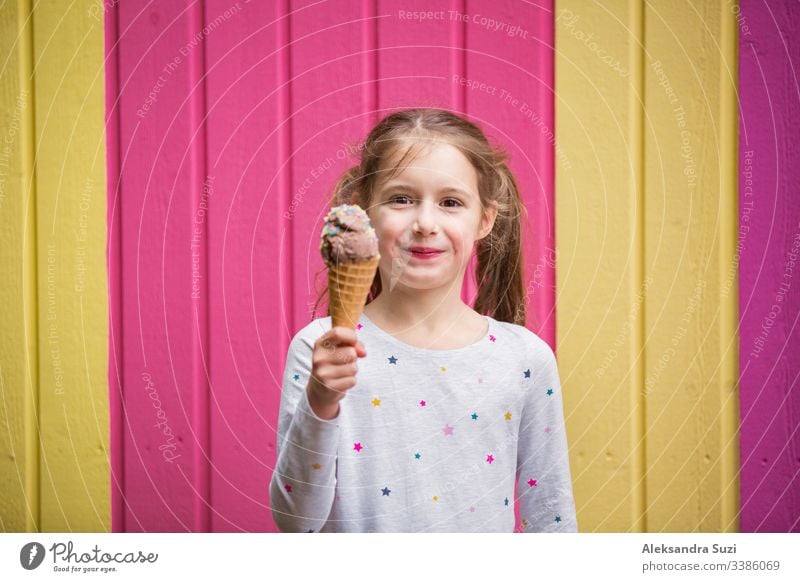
[367, 140, 497, 292]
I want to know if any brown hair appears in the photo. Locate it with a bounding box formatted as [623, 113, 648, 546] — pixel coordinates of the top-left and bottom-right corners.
[311, 108, 528, 326]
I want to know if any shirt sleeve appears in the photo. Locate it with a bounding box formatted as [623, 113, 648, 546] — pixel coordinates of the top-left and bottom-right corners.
[269, 331, 341, 533]
[515, 339, 578, 532]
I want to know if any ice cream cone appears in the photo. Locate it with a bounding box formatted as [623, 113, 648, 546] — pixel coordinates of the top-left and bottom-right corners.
[328, 255, 380, 329]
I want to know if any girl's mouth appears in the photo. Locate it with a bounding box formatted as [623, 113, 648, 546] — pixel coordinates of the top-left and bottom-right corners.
[408, 248, 444, 260]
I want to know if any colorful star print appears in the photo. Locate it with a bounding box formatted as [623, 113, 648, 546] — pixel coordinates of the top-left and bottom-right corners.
[504, 412, 512, 421]
[433, 496, 439, 502]
[388, 355, 398, 364]
[440, 366, 447, 372]
[489, 334, 496, 342]
[546, 388, 554, 396]
[420, 400, 426, 407]
[293, 374, 300, 381]
[504, 497, 509, 506]
[357, 323, 363, 330]
[372, 398, 381, 407]
[471, 412, 478, 420]
[442, 424, 454, 436]
[414, 452, 421, 459]
[528, 478, 538, 487]
[544, 426, 551, 433]
[311, 463, 321, 470]
[353, 442, 363, 452]
[469, 506, 476, 512]
[555, 515, 561, 523]
[524, 368, 531, 378]
[381, 487, 391, 496]
[486, 454, 494, 464]
[284, 484, 292, 493]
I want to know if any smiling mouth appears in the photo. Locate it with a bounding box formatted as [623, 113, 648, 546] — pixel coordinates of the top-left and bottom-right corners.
[408, 248, 444, 259]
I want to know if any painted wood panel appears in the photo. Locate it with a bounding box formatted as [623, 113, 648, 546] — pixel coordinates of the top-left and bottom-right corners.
[555, 0, 646, 533]
[0, 0, 108, 532]
[106, 0, 556, 531]
[738, 0, 800, 533]
[556, 0, 738, 531]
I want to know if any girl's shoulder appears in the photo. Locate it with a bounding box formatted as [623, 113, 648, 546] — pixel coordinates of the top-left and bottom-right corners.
[490, 318, 557, 365]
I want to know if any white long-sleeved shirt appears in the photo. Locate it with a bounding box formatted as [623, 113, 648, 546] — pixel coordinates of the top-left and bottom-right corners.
[269, 312, 578, 533]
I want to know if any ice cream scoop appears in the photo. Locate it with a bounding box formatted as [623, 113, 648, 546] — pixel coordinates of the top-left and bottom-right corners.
[320, 204, 379, 266]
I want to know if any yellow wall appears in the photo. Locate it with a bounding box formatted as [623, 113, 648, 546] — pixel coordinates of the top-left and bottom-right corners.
[0, 0, 108, 532]
[555, 0, 738, 531]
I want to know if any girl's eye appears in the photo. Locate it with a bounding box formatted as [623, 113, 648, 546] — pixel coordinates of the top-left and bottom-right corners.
[388, 195, 412, 204]
[442, 198, 463, 208]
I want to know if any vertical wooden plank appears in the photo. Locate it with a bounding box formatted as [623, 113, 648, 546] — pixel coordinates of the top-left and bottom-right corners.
[33, 0, 109, 533]
[555, 0, 645, 532]
[644, 0, 738, 531]
[0, 0, 38, 533]
[739, 0, 800, 532]
[203, 0, 284, 531]
[1, 0, 108, 532]
[110, 0, 210, 531]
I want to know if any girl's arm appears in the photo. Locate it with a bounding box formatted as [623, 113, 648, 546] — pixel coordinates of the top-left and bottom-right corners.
[516, 340, 579, 532]
[269, 332, 339, 532]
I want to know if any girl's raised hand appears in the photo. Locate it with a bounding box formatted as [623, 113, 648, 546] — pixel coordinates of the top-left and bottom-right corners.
[306, 326, 367, 420]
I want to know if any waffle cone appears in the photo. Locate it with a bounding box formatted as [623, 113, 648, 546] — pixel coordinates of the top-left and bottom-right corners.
[328, 255, 380, 329]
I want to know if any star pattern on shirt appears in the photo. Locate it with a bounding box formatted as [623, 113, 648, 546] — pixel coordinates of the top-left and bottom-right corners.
[278, 324, 572, 532]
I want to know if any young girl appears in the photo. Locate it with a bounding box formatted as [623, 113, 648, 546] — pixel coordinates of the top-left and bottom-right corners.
[269, 108, 577, 533]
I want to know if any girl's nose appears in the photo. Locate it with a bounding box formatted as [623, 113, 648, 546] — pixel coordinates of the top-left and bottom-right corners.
[412, 199, 438, 234]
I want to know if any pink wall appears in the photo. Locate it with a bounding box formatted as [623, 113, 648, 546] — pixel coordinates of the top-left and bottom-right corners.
[106, 0, 555, 532]
[738, 0, 800, 532]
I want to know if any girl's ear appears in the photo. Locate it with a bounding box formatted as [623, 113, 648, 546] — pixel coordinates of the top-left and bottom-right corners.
[477, 201, 498, 240]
